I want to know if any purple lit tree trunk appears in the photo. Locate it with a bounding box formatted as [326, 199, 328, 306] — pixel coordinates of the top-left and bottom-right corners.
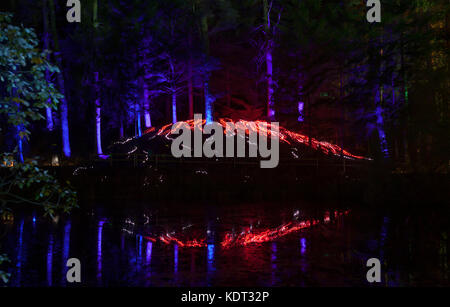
[266, 51, 274, 118]
[168, 58, 177, 124]
[297, 101, 304, 122]
[376, 46, 389, 159]
[44, 74, 54, 131]
[188, 31, 194, 119]
[143, 84, 152, 128]
[296, 60, 304, 123]
[17, 127, 24, 163]
[400, 32, 410, 165]
[94, 72, 103, 155]
[204, 81, 213, 123]
[11, 84, 24, 162]
[172, 91, 177, 124]
[119, 120, 124, 139]
[136, 104, 142, 137]
[57, 67, 71, 157]
[136, 75, 143, 137]
[93, 0, 103, 155]
[201, 15, 214, 124]
[263, 0, 275, 119]
[188, 62, 194, 120]
[139, 54, 151, 129]
[137, 39, 151, 128]
[42, 0, 53, 131]
[49, 0, 71, 157]
[135, 94, 142, 137]
[375, 93, 389, 158]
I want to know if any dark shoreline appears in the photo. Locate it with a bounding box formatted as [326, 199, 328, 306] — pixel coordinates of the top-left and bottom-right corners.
[52, 163, 449, 209]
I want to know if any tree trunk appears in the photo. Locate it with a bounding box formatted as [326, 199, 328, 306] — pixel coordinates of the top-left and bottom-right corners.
[17, 126, 24, 163]
[119, 119, 124, 139]
[204, 81, 213, 123]
[188, 31, 194, 118]
[375, 44, 389, 159]
[143, 84, 152, 128]
[94, 72, 103, 155]
[136, 75, 143, 137]
[376, 105, 388, 158]
[172, 91, 177, 124]
[266, 50, 274, 118]
[263, 0, 275, 119]
[188, 64, 194, 118]
[168, 58, 177, 124]
[42, 0, 53, 131]
[93, 0, 104, 155]
[201, 14, 213, 123]
[49, 0, 71, 157]
[400, 32, 410, 165]
[136, 104, 142, 137]
[11, 83, 24, 162]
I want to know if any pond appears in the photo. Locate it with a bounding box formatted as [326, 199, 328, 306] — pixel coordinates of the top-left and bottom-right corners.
[1, 202, 449, 286]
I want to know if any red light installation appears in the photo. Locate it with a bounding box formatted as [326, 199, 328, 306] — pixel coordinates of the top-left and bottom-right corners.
[151, 118, 367, 160]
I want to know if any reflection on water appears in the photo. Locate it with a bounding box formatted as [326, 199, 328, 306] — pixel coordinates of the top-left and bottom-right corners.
[47, 233, 53, 286]
[207, 244, 215, 286]
[97, 220, 105, 283]
[1, 203, 450, 287]
[15, 219, 24, 287]
[174, 244, 178, 278]
[299, 237, 307, 287]
[271, 242, 277, 286]
[62, 221, 71, 285]
[300, 238, 307, 255]
[146, 241, 152, 266]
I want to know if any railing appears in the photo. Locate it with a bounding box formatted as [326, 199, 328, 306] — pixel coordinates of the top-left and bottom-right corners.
[81, 153, 367, 174]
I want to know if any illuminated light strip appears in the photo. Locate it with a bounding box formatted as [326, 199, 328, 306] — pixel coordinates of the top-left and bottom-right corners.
[157, 123, 173, 136]
[144, 118, 368, 160]
[221, 220, 315, 248]
[144, 236, 156, 242]
[143, 127, 155, 135]
[157, 234, 207, 248]
[113, 136, 135, 145]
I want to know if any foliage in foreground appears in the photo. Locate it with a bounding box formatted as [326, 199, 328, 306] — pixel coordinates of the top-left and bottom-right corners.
[0, 12, 77, 215]
[0, 13, 61, 135]
[0, 254, 10, 284]
[0, 153, 77, 218]
[0, 13, 78, 284]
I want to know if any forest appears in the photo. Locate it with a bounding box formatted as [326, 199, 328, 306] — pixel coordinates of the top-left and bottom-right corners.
[0, 0, 447, 172]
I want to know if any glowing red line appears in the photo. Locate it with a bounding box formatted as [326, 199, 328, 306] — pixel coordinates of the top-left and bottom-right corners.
[142, 210, 350, 249]
[143, 127, 156, 135]
[157, 234, 207, 247]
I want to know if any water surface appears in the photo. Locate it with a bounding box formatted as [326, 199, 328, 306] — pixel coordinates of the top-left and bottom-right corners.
[1, 202, 449, 286]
